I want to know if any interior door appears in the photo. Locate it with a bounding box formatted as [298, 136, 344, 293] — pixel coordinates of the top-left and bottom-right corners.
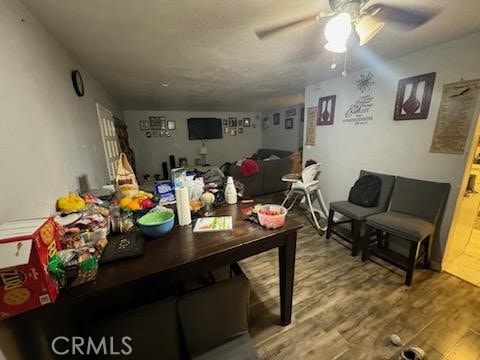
[96, 103, 121, 182]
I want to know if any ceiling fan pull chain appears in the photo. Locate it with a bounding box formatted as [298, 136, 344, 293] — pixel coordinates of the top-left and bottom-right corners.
[331, 53, 337, 70]
[342, 49, 348, 77]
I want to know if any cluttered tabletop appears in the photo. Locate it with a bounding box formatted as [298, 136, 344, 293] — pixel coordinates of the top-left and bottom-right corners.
[0, 162, 301, 320]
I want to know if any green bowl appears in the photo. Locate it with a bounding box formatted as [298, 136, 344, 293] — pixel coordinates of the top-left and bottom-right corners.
[137, 211, 175, 237]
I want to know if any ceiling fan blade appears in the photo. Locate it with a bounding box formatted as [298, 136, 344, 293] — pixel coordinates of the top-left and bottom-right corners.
[365, 3, 440, 30]
[255, 12, 329, 39]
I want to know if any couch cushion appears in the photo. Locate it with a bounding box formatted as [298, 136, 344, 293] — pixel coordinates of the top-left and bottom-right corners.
[366, 211, 434, 242]
[330, 201, 384, 221]
[178, 275, 250, 357]
[256, 149, 293, 160]
[193, 333, 258, 360]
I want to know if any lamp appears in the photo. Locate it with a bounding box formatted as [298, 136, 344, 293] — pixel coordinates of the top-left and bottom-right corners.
[355, 14, 384, 46]
[198, 142, 208, 166]
[324, 13, 352, 53]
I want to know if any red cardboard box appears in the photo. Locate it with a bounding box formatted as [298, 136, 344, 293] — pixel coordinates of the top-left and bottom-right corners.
[0, 218, 61, 319]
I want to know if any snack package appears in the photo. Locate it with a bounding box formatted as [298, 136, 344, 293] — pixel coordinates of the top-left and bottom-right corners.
[48, 248, 98, 289]
[116, 153, 139, 198]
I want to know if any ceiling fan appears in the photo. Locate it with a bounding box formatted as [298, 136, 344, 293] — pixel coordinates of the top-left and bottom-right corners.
[256, 0, 440, 53]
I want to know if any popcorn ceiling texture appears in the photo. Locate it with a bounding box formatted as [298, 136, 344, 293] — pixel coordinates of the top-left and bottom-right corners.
[23, 0, 480, 112]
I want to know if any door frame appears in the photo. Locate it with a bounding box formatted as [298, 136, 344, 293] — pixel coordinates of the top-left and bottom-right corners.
[443, 111, 480, 266]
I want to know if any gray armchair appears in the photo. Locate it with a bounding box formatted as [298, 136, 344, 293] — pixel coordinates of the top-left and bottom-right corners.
[326, 170, 396, 256]
[362, 176, 450, 286]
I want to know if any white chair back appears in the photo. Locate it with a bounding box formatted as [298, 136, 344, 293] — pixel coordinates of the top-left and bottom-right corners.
[302, 163, 321, 184]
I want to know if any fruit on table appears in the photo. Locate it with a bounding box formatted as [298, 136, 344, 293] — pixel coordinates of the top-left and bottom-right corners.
[139, 199, 154, 209]
[57, 193, 86, 212]
[126, 200, 141, 211]
[119, 197, 133, 209]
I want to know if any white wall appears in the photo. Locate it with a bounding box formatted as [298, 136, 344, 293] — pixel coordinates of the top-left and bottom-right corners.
[123, 111, 262, 178]
[0, 0, 121, 223]
[262, 104, 304, 152]
[304, 32, 480, 264]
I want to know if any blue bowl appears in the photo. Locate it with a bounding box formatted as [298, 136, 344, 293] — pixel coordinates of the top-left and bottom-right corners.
[137, 211, 175, 238]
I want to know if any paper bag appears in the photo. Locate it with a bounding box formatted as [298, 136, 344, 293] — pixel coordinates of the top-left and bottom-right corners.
[116, 153, 139, 198]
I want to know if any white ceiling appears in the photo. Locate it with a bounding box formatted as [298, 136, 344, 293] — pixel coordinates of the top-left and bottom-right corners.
[23, 0, 480, 112]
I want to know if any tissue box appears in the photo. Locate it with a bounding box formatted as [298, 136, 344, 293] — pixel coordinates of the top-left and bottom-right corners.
[0, 218, 61, 319]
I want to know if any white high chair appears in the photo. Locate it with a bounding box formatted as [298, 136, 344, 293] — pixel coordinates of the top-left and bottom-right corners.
[281, 163, 328, 231]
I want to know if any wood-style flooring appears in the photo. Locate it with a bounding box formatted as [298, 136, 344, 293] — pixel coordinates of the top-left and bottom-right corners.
[240, 197, 480, 360]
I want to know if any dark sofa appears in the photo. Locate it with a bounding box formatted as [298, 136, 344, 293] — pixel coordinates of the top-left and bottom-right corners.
[229, 149, 297, 197]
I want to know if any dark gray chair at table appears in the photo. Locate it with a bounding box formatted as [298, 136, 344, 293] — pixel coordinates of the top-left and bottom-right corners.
[362, 176, 450, 286]
[178, 273, 257, 360]
[326, 170, 396, 256]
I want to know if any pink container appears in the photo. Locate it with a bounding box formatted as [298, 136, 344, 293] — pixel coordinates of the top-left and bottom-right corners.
[257, 204, 288, 229]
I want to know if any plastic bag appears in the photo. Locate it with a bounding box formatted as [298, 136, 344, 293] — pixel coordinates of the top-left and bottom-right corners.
[116, 153, 139, 198]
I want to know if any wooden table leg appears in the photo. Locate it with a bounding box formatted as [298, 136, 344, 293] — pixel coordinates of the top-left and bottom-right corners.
[278, 231, 297, 326]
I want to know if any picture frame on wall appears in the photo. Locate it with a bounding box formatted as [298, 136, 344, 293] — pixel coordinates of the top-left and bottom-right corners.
[224, 127, 229, 134]
[223, 119, 228, 126]
[394, 72, 436, 120]
[153, 130, 160, 137]
[238, 119, 243, 126]
[286, 108, 296, 117]
[139, 120, 150, 130]
[317, 95, 336, 126]
[243, 118, 250, 127]
[230, 128, 237, 136]
[160, 117, 167, 130]
[285, 118, 293, 129]
[167, 120, 176, 130]
[228, 117, 238, 127]
[238, 127, 243, 134]
[149, 116, 163, 129]
[146, 131, 152, 138]
[273, 113, 280, 125]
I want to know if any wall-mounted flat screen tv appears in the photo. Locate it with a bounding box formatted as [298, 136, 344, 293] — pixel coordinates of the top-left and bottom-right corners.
[187, 118, 223, 140]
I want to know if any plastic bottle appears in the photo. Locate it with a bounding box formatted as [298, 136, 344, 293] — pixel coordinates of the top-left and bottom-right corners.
[225, 176, 238, 205]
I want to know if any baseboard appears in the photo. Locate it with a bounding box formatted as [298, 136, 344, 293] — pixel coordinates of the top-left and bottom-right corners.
[430, 260, 441, 272]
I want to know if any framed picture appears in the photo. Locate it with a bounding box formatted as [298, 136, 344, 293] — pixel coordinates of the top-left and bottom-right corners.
[160, 117, 167, 130]
[229, 117, 238, 127]
[273, 113, 280, 125]
[146, 131, 152, 138]
[223, 119, 228, 126]
[238, 119, 243, 126]
[285, 118, 293, 129]
[167, 120, 176, 130]
[139, 120, 149, 130]
[149, 116, 163, 129]
[230, 128, 237, 136]
[394, 72, 436, 120]
[224, 127, 229, 134]
[165, 131, 171, 137]
[243, 118, 250, 127]
[317, 95, 336, 125]
[159, 130, 165, 137]
[286, 108, 296, 117]
[238, 127, 243, 134]
[153, 130, 160, 137]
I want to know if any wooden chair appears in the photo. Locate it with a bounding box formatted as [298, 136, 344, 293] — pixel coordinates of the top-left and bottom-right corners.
[326, 170, 396, 256]
[362, 176, 450, 286]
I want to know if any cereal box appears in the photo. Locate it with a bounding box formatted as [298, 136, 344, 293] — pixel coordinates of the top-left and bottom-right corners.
[0, 218, 61, 319]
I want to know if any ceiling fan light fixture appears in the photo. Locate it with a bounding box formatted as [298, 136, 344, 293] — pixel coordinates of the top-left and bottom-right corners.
[355, 14, 384, 46]
[324, 12, 352, 44]
[324, 41, 347, 53]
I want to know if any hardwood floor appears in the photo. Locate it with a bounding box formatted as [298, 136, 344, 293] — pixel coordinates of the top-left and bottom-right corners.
[240, 200, 480, 360]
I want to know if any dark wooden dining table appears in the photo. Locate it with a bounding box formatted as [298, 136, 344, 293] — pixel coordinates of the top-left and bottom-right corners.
[0, 203, 302, 359]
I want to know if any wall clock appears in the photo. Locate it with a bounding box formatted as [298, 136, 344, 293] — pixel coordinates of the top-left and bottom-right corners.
[71, 70, 85, 97]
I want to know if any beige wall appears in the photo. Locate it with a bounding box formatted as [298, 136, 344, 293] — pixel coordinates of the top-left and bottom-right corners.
[262, 104, 304, 152]
[0, 0, 121, 223]
[123, 111, 262, 178]
[304, 32, 480, 264]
